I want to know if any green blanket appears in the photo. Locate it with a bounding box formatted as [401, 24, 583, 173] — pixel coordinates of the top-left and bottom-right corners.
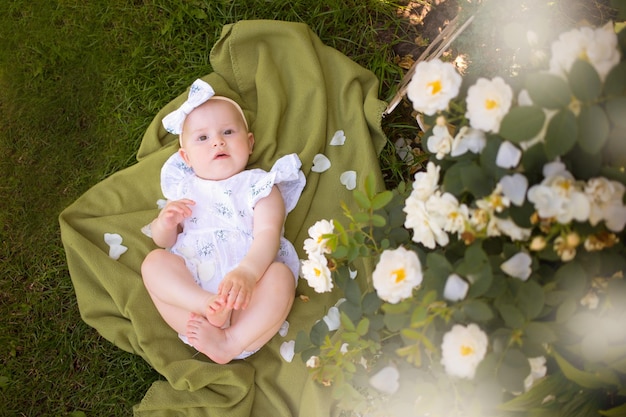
[59, 20, 387, 417]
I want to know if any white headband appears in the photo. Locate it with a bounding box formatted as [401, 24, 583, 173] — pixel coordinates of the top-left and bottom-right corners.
[162, 79, 248, 145]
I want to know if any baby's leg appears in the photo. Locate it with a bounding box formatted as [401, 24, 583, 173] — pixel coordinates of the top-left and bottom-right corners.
[186, 262, 295, 364]
[141, 249, 231, 331]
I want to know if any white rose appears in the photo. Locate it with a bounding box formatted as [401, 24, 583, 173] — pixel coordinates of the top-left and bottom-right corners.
[441, 324, 488, 379]
[450, 126, 487, 157]
[426, 191, 468, 235]
[404, 194, 450, 249]
[465, 77, 513, 133]
[586, 177, 626, 231]
[373, 247, 423, 304]
[301, 255, 333, 293]
[411, 161, 441, 201]
[407, 59, 462, 116]
[427, 124, 453, 160]
[549, 22, 620, 81]
[303, 219, 334, 257]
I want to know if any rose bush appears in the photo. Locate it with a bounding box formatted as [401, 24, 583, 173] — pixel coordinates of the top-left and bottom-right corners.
[294, 19, 626, 417]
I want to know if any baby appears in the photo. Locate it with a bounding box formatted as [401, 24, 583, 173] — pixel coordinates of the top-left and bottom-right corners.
[141, 79, 305, 364]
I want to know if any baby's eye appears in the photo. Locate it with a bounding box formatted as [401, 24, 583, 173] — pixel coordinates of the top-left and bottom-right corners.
[223, 129, 234, 135]
[197, 135, 208, 141]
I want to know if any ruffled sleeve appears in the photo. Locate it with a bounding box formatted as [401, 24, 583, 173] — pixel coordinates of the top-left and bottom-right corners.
[250, 153, 306, 213]
[160, 152, 195, 200]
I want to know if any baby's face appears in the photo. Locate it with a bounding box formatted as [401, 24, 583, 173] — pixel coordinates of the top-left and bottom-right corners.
[179, 100, 254, 180]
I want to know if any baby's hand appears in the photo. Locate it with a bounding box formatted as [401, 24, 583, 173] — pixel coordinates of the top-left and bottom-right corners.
[157, 199, 195, 230]
[218, 266, 256, 310]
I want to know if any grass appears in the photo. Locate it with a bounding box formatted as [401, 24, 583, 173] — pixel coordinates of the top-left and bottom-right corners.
[1, 0, 619, 415]
[0, 0, 415, 415]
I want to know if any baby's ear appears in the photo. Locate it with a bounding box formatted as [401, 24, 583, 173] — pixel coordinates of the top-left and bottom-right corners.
[248, 132, 255, 153]
[178, 148, 191, 166]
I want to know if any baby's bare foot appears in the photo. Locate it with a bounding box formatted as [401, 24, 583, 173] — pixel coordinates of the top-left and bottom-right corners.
[205, 295, 231, 328]
[186, 313, 236, 364]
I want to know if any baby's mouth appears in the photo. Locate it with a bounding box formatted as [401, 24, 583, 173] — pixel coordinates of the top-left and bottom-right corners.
[214, 152, 229, 159]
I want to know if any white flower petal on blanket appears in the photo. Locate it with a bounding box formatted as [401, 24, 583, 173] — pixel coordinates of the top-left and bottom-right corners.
[340, 171, 357, 190]
[280, 340, 296, 362]
[330, 130, 346, 146]
[104, 233, 128, 260]
[369, 366, 400, 394]
[279, 321, 290, 337]
[323, 306, 341, 331]
[140, 224, 152, 238]
[311, 154, 331, 173]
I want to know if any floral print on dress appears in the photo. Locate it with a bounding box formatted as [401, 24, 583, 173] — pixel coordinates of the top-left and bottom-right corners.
[158, 152, 306, 295]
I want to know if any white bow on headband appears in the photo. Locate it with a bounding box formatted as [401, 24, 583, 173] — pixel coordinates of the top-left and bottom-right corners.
[162, 79, 216, 135]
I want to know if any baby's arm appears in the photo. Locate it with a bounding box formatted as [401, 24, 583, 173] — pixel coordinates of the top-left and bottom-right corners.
[150, 198, 195, 248]
[218, 186, 286, 310]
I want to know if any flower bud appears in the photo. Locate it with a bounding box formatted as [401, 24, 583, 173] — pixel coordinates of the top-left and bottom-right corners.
[306, 356, 321, 368]
[529, 236, 546, 251]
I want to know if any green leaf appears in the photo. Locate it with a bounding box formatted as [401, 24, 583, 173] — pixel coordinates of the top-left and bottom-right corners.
[604, 127, 626, 167]
[553, 350, 621, 389]
[353, 212, 370, 224]
[498, 304, 526, 329]
[356, 317, 370, 336]
[411, 305, 428, 325]
[555, 261, 587, 297]
[333, 245, 348, 259]
[425, 252, 454, 280]
[365, 171, 377, 200]
[606, 97, 626, 129]
[525, 72, 572, 108]
[384, 310, 409, 332]
[371, 214, 386, 227]
[524, 321, 557, 345]
[599, 402, 626, 417]
[508, 200, 535, 228]
[311, 320, 329, 346]
[462, 162, 493, 198]
[497, 349, 531, 393]
[441, 161, 464, 196]
[604, 61, 626, 96]
[381, 300, 411, 314]
[362, 291, 382, 315]
[567, 143, 603, 180]
[462, 299, 495, 322]
[353, 190, 371, 210]
[545, 108, 578, 159]
[569, 59, 602, 102]
[457, 244, 493, 298]
[556, 298, 577, 323]
[578, 104, 610, 155]
[371, 190, 393, 210]
[515, 280, 545, 320]
[343, 277, 362, 306]
[499, 105, 545, 143]
[294, 330, 312, 352]
[339, 311, 356, 332]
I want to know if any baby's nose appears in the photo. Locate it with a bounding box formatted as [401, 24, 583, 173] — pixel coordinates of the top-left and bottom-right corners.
[212, 136, 225, 146]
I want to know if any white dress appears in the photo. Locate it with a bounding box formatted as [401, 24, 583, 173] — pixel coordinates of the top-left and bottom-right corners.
[160, 152, 306, 294]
